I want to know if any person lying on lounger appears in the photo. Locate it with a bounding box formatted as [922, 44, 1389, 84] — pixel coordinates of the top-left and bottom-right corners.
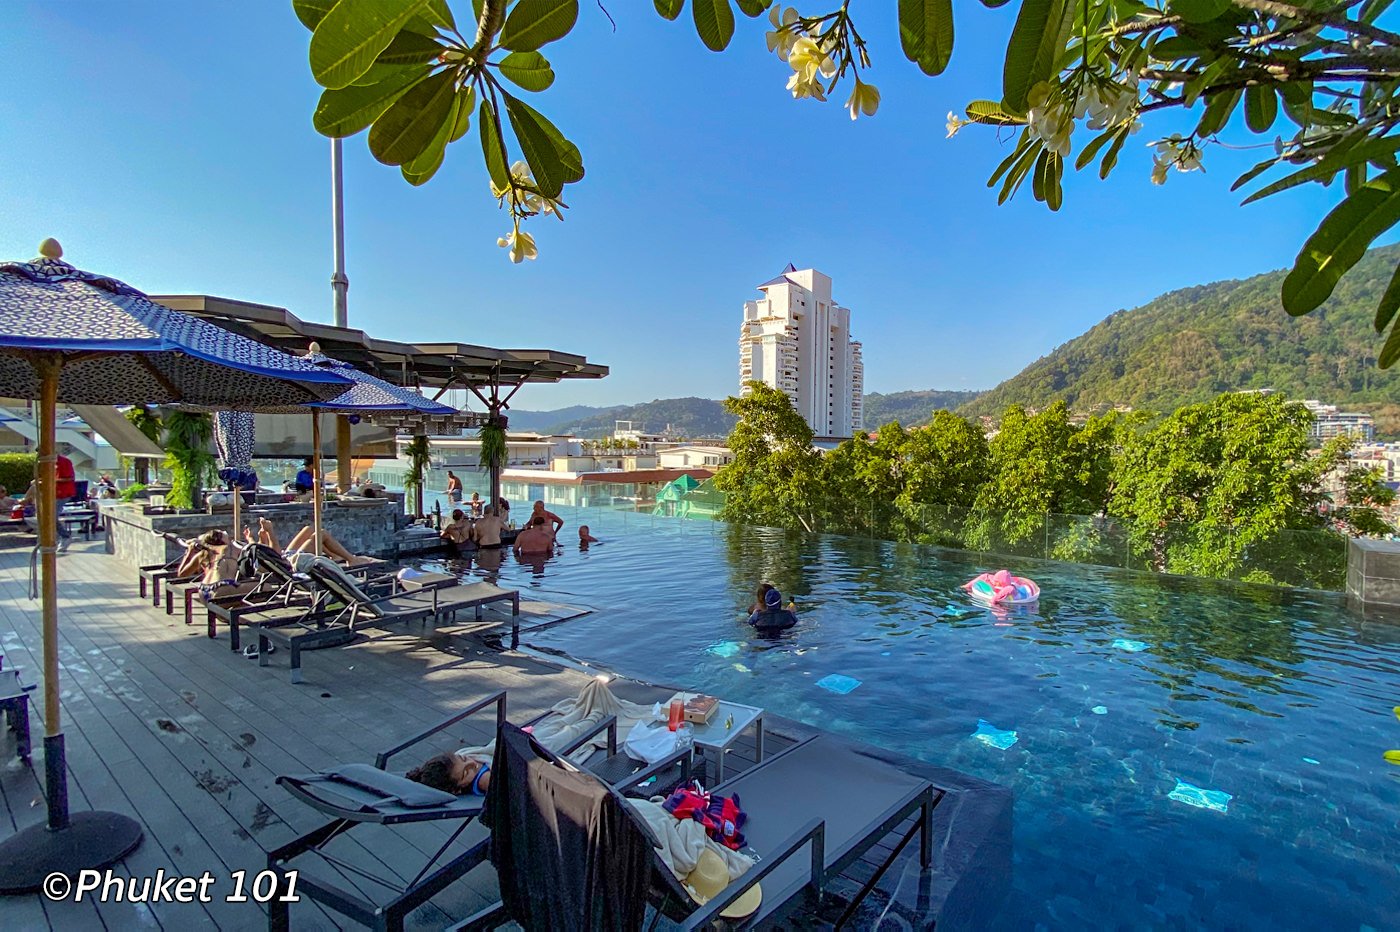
[246, 517, 376, 566]
[175, 530, 247, 597]
[406, 679, 652, 795]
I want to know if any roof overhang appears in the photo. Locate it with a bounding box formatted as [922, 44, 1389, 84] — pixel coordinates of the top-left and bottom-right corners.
[151, 295, 608, 393]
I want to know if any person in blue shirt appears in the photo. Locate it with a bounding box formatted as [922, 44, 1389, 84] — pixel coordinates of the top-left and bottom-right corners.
[293, 457, 315, 496]
[748, 587, 797, 631]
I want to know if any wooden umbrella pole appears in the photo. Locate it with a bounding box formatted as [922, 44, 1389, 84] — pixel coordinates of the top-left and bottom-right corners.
[311, 410, 323, 557]
[34, 352, 69, 830]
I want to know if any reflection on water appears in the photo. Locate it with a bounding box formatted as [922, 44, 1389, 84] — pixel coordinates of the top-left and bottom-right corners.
[413, 508, 1400, 929]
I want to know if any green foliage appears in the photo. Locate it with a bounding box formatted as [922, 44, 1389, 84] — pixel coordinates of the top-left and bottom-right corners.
[402, 433, 432, 516]
[714, 382, 822, 531]
[1108, 392, 1347, 584]
[960, 245, 1400, 427]
[162, 411, 215, 510]
[0, 453, 36, 497]
[119, 483, 147, 503]
[718, 386, 1360, 589]
[478, 421, 507, 469]
[124, 404, 162, 485]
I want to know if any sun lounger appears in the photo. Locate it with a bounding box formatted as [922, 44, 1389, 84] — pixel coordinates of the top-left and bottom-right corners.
[267, 692, 692, 930]
[307, 560, 520, 640]
[458, 727, 938, 931]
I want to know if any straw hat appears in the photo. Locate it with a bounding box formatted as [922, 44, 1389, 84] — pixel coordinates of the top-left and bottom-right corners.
[685, 848, 762, 920]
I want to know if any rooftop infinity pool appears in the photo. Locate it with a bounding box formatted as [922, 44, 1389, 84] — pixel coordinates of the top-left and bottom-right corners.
[415, 506, 1400, 929]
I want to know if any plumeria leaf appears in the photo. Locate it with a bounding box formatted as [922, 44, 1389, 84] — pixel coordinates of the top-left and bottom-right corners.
[352, 60, 421, 86]
[310, 0, 429, 90]
[1386, 749, 1400, 765]
[1283, 168, 1400, 317]
[375, 29, 442, 65]
[1230, 157, 1276, 192]
[1243, 135, 1400, 205]
[479, 99, 510, 192]
[655, 0, 685, 19]
[988, 131, 1034, 187]
[735, 0, 769, 15]
[900, 0, 955, 77]
[1099, 127, 1128, 180]
[1169, 0, 1230, 24]
[503, 93, 584, 197]
[313, 66, 429, 136]
[1362, 0, 1395, 23]
[1373, 263, 1400, 334]
[1046, 152, 1063, 211]
[1197, 88, 1241, 136]
[1003, 0, 1069, 113]
[966, 100, 1024, 126]
[294, 0, 337, 31]
[449, 86, 475, 141]
[692, 0, 736, 51]
[981, 0, 1015, 7]
[402, 93, 458, 182]
[1380, 310, 1400, 368]
[500, 0, 580, 52]
[1244, 85, 1277, 133]
[1074, 129, 1114, 171]
[1149, 35, 1207, 61]
[1393, 705, 1400, 721]
[499, 51, 556, 92]
[423, 0, 454, 30]
[367, 68, 456, 165]
[1032, 148, 1049, 202]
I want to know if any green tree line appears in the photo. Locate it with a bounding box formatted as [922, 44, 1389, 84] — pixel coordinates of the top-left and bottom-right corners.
[715, 382, 1394, 589]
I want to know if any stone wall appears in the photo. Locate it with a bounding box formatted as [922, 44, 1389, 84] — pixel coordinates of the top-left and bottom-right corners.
[105, 500, 404, 569]
[1345, 537, 1400, 607]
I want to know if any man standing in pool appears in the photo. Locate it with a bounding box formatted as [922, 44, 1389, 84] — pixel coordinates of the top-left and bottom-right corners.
[445, 471, 463, 505]
[530, 500, 564, 541]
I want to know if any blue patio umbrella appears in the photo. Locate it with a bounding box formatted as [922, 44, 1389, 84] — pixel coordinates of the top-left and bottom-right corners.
[0, 241, 352, 892]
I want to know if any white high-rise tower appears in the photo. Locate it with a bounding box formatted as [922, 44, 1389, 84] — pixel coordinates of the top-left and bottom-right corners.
[739, 264, 864, 438]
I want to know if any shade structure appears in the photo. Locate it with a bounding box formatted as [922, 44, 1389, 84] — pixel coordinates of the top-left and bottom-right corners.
[0, 243, 354, 893]
[213, 410, 257, 541]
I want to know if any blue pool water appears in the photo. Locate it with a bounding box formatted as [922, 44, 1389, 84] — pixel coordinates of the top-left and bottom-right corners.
[417, 507, 1400, 929]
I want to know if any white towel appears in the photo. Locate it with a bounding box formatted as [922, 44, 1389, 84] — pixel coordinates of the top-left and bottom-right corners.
[456, 678, 654, 764]
[627, 797, 755, 888]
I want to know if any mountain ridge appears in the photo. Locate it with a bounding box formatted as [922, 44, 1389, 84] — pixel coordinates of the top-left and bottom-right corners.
[959, 244, 1400, 431]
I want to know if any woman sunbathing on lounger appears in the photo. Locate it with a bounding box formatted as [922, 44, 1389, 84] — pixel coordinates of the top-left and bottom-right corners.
[175, 530, 245, 596]
[246, 516, 376, 566]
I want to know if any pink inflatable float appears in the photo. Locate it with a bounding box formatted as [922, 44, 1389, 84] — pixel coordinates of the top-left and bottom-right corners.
[964, 569, 1040, 606]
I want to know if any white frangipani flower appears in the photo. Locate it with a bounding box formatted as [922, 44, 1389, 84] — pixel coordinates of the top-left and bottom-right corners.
[946, 111, 964, 138]
[845, 80, 880, 121]
[497, 228, 537, 263]
[765, 5, 800, 59]
[1026, 83, 1073, 157]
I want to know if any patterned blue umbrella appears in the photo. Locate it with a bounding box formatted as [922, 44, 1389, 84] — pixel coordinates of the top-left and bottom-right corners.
[294, 351, 456, 414]
[0, 255, 351, 407]
[213, 410, 257, 491]
[0, 242, 353, 890]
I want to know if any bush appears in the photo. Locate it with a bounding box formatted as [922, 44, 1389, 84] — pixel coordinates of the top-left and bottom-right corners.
[119, 483, 146, 503]
[0, 453, 36, 496]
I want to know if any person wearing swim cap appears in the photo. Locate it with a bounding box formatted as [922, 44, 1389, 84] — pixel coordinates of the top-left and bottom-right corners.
[747, 587, 798, 631]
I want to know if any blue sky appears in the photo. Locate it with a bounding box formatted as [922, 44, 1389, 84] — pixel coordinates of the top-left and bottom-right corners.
[0, 1, 1348, 409]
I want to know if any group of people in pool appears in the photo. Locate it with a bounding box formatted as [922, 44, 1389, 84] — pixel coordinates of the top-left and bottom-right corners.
[438, 497, 601, 559]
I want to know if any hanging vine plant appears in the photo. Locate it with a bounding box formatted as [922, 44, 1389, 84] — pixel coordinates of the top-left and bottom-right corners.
[163, 411, 215, 510]
[402, 434, 432, 516]
[478, 420, 507, 473]
[124, 404, 162, 485]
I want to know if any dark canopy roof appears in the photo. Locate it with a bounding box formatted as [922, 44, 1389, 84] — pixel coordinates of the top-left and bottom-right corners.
[151, 295, 608, 394]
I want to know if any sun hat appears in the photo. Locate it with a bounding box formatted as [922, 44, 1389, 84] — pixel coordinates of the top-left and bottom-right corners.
[764, 588, 783, 608]
[685, 848, 762, 920]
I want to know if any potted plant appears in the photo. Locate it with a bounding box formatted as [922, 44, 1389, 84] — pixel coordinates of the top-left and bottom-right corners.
[402, 434, 431, 517]
[163, 411, 215, 511]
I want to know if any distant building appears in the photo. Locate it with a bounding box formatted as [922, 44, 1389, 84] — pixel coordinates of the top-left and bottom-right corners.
[739, 264, 864, 438]
[1302, 400, 1375, 442]
[656, 445, 734, 470]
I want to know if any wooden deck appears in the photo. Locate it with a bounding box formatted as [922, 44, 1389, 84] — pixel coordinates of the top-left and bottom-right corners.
[0, 538, 1002, 931]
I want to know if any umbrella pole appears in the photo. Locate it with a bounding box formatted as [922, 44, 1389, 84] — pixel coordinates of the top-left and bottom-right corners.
[0, 353, 142, 894]
[311, 410, 323, 557]
[35, 357, 63, 826]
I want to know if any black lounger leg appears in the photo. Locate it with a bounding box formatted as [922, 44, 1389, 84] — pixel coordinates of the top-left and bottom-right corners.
[259, 634, 270, 669]
[289, 642, 302, 684]
[164, 588, 174, 615]
[16, 696, 30, 764]
[920, 797, 933, 867]
[230, 617, 241, 652]
[267, 871, 291, 932]
[138, 575, 147, 599]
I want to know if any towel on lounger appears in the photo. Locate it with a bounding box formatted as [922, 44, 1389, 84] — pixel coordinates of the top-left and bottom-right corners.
[456, 678, 655, 765]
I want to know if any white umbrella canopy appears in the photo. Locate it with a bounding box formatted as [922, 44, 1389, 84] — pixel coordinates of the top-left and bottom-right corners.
[0, 241, 353, 893]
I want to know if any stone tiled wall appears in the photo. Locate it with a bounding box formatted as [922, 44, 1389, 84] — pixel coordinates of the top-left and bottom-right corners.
[1345, 537, 1400, 607]
[105, 500, 404, 569]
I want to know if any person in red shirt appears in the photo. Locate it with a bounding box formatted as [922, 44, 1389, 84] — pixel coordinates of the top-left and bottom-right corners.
[54, 453, 76, 504]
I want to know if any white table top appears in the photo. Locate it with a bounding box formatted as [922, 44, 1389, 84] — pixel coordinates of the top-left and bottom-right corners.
[668, 692, 763, 750]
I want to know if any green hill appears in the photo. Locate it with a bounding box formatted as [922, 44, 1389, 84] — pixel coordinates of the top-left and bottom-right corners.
[543, 397, 737, 438]
[863, 389, 985, 428]
[960, 244, 1400, 427]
